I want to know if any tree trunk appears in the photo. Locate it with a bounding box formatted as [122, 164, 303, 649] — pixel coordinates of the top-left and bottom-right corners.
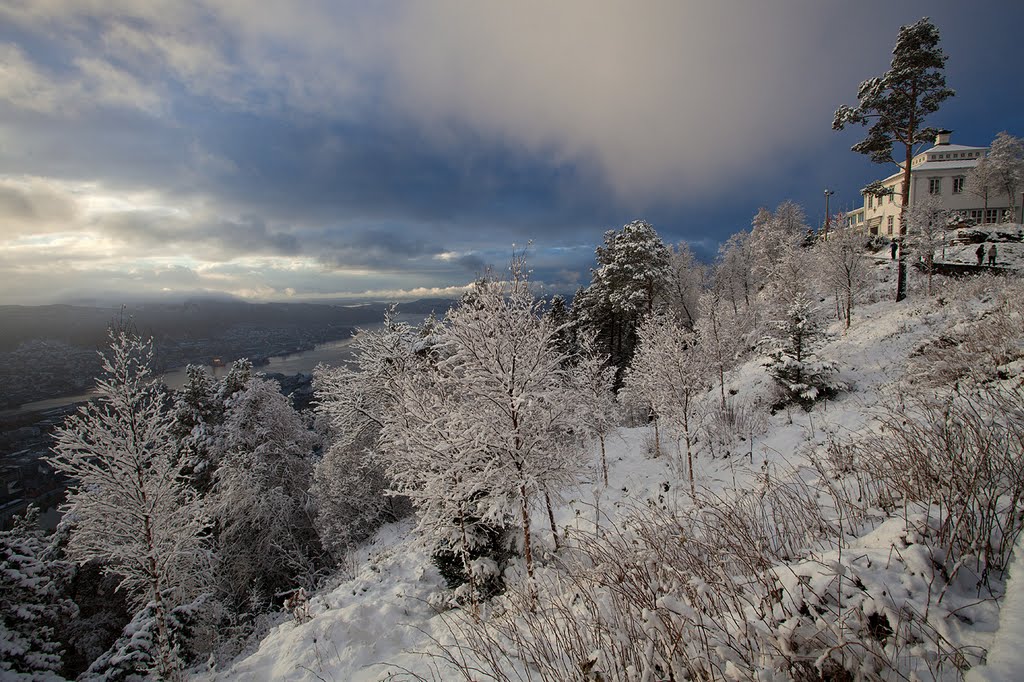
[718, 362, 726, 409]
[684, 407, 696, 500]
[897, 111, 914, 303]
[544, 491, 559, 550]
[520, 484, 533, 578]
[599, 434, 608, 487]
[653, 417, 661, 458]
[845, 287, 852, 329]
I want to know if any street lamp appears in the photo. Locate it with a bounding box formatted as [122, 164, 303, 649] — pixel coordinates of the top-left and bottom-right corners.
[823, 189, 835, 238]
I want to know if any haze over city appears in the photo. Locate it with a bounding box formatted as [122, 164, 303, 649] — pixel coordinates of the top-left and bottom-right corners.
[1, 0, 1022, 304]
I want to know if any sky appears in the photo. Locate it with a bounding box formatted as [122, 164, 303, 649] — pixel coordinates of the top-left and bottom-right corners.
[1, 1, 1022, 305]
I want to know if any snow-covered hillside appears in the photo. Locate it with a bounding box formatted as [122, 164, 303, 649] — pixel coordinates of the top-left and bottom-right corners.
[208, 257, 1024, 682]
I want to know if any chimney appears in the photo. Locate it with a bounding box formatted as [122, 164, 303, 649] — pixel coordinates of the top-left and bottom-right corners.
[935, 129, 952, 145]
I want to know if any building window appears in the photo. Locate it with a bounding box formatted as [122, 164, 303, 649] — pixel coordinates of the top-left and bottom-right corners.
[887, 216, 894, 235]
[888, 191, 894, 204]
[867, 195, 873, 209]
[985, 209, 1000, 224]
[953, 177, 964, 194]
[929, 177, 941, 195]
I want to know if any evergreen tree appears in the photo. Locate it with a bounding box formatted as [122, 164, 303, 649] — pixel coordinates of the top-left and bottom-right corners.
[0, 508, 75, 681]
[170, 365, 221, 492]
[763, 295, 845, 410]
[543, 294, 573, 358]
[834, 17, 954, 301]
[578, 220, 671, 383]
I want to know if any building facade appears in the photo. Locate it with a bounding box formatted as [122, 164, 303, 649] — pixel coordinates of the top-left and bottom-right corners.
[847, 131, 1013, 234]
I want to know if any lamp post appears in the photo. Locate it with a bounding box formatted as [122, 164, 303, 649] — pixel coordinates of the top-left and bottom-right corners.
[823, 189, 835, 238]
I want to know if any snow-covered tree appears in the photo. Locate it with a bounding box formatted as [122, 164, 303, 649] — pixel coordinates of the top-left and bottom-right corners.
[623, 314, 710, 497]
[905, 195, 949, 295]
[966, 155, 998, 219]
[170, 364, 221, 492]
[661, 242, 706, 329]
[714, 230, 757, 314]
[0, 508, 75, 681]
[570, 336, 619, 486]
[987, 131, 1024, 220]
[382, 258, 581, 580]
[834, 16, 954, 301]
[750, 202, 808, 297]
[49, 330, 212, 680]
[542, 294, 573, 358]
[763, 295, 844, 409]
[818, 217, 869, 328]
[82, 595, 207, 682]
[577, 220, 672, 381]
[211, 375, 322, 608]
[312, 311, 419, 559]
[695, 288, 750, 408]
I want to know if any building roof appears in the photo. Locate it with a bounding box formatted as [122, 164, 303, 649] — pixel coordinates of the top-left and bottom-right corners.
[910, 159, 980, 172]
[874, 158, 980, 185]
[923, 143, 986, 154]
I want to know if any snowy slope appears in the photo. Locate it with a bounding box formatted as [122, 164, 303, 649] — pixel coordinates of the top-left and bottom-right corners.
[210, 262, 1024, 681]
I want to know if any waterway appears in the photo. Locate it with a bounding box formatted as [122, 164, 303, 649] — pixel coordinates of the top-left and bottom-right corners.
[1, 315, 424, 418]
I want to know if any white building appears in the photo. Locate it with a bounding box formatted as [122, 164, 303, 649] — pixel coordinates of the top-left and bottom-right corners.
[846, 130, 1013, 235]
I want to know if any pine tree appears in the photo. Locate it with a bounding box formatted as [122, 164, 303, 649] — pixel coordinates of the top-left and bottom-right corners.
[0, 508, 75, 681]
[49, 330, 212, 680]
[578, 220, 671, 382]
[834, 17, 954, 301]
[764, 296, 844, 410]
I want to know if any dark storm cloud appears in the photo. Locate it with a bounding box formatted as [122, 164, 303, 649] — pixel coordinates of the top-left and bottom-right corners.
[0, 179, 78, 235]
[1, 1, 1023, 303]
[96, 212, 301, 261]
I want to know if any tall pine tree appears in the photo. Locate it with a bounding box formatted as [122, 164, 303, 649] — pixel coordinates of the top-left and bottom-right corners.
[833, 17, 954, 301]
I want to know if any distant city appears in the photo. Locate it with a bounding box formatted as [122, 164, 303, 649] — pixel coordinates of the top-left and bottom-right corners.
[0, 297, 454, 527]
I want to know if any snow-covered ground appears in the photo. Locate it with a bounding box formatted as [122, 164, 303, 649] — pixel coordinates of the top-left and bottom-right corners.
[208, 257, 1024, 681]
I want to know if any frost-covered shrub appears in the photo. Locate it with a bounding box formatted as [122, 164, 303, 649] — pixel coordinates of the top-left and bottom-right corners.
[910, 277, 1024, 388]
[702, 396, 768, 460]
[764, 295, 845, 410]
[863, 383, 1024, 586]
[431, 519, 514, 604]
[434, 473, 986, 681]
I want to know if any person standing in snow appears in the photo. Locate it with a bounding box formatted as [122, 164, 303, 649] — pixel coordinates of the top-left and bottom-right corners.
[890, 239, 898, 260]
[988, 243, 997, 266]
[976, 243, 985, 265]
